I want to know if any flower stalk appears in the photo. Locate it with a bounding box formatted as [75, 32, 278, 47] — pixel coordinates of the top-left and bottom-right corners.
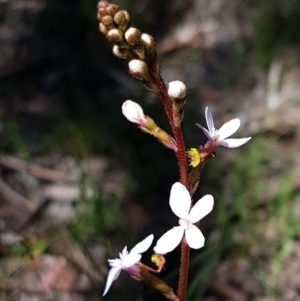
[97, 2, 251, 301]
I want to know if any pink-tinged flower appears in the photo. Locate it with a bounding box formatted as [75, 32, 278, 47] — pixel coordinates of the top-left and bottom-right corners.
[196, 107, 251, 148]
[154, 183, 213, 254]
[103, 234, 154, 296]
[122, 100, 146, 126]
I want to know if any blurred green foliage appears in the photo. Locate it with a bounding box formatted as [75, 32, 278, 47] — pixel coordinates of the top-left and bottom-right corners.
[252, 0, 300, 70]
[185, 135, 298, 300]
[1, 121, 30, 160]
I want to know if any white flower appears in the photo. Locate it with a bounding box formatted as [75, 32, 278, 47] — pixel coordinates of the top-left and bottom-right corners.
[154, 183, 213, 254]
[122, 100, 146, 125]
[196, 107, 251, 148]
[103, 234, 154, 296]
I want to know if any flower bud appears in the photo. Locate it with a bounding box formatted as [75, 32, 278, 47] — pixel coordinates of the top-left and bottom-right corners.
[106, 3, 118, 16]
[97, 8, 106, 20]
[124, 27, 141, 46]
[97, 1, 108, 9]
[107, 28, 123, 42]
[168, 81, 186, 100]
[113, 10, 130, 32]
[122, 100, 146, 125]
[141, 33, 155, 51]
[101, 15, 114, 26]
[128, 59, 148, 81]
[168, 81, 187, 127]
[99, 23, 108, 35]
[114, 11, 128, 25]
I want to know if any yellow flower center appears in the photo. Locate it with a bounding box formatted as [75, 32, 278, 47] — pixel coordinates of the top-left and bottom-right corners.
[187, 148, 201, 167]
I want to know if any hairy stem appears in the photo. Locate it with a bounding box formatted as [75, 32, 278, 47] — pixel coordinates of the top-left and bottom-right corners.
[178, 240, 190, 301]
[148, 68, 190, 301]
[148, 70, 189, 188]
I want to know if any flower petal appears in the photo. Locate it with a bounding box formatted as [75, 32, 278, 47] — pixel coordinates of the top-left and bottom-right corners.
[154, 226, 184, 254]
[195, 123, 212, 140]
[217, 118, 240, 141]
[122, 252, 141, 267]
[189, 194, 214, 223]
[130, 234, 154, 255]
[205, 107, 215, 135]
[103, 266, 122, 296]
[108, 258, 122, 268]
[119, 246, 128, 261]
[169, 182, 191, 219]
[185, 226, 205, 249]
[219, 137, 251, 148]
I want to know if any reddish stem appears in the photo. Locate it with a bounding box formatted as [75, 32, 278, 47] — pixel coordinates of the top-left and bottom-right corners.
[177, 240, 190, 301]
[149, 69, 190, 301]
[149, 71, 189, 188]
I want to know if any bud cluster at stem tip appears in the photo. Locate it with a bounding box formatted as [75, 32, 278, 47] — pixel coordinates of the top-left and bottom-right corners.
[97, 1, 160, 91]
[97, 1, 156, 63]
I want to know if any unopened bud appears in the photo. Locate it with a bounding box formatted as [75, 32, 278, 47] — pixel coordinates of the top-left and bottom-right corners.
[97, 8, 106, 20]
[122, 100, 146, 126]
[122, 10, 130, 23]
[125, 27, 141, 46]
[114, 11, 128, 25]
[141, 33, 155, 50]
[128, 59, 148, 80]
[168, 81, 187, 127]
[168, 81, 186, 100]
[113, 10, 130, 32]
[106, 3, 118, 16]
[101, 15, 114, 26]
[99, 23, 108, 35]
[107, 28, 123, 42]
[97, 1, 108, 9]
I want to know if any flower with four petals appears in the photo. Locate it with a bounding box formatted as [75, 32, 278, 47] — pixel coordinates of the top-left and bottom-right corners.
[154, 182, 214, 254]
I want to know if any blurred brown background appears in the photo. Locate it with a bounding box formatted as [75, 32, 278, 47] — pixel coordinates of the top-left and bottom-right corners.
[1, 0, 300, 300]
